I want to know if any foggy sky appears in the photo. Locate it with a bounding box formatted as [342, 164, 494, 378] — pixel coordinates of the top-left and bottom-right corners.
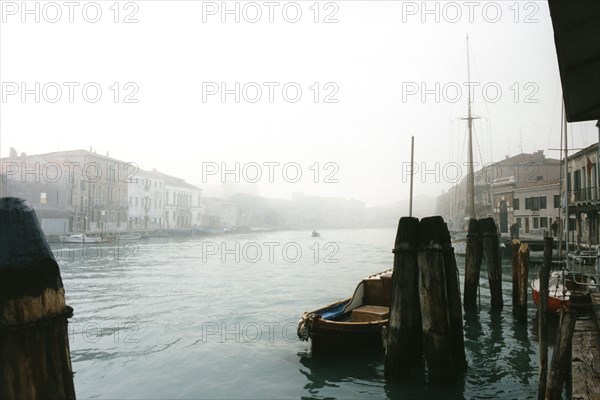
[2, 1, 599, 207]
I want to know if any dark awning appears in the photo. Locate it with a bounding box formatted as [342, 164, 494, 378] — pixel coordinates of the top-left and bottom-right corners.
[548, 0, 600, 122]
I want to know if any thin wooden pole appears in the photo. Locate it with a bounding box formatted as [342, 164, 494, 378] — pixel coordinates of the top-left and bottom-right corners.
[512, 239, 521, 314]
[409, 136, 414, 217]
[538, 236, 553, 400]
[385, 216, 421, 380]
[516, 243, 529, 323]
[0, 197, 76, 399]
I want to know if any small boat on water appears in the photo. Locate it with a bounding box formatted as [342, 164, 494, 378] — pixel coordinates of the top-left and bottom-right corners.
[531, 270, 597, 312]
[60, 233, 105, 244]
[297, 269, 392, 353]
[105, 232, 144, 241]
[311, 230, 320, 238]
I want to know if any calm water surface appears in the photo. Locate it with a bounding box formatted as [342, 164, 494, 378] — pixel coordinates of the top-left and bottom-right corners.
[57, 228, 547, 399]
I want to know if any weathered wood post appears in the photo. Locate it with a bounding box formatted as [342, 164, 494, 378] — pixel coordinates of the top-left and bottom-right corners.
[480, 217, 503, 310]
[537, 236, 553, 400]
[0, 198, 76, 399]
[463, 219, 483, 310]
[515, 243, 529, 322]
[441, 222, 467, 371]
[511, 239, 520, 313]
[418, 216, 453, 381]
[545, 309, 576, 399]
[385, 216, 422, 380]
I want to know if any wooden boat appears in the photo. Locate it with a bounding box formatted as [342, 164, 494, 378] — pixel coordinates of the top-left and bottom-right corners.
[297, 269, 393, 353]
[531, 270, 597, 312]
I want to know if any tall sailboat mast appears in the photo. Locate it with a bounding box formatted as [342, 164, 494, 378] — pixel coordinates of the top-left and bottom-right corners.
[465, 35, 477, 220]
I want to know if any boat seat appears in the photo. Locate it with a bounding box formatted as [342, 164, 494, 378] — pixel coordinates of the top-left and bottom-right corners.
[351, 305, 389, 322]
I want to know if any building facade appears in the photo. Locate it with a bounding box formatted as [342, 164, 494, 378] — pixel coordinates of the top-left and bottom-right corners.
[565, 142, 600, 247]
[128, 169, 165, 232]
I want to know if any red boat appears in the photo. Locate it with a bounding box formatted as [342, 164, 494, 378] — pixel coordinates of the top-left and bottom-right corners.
[531, 271, 596, 312]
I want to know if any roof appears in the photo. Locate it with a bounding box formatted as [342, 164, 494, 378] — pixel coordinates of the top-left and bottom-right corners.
[567, 142, 598, 160]
[548, 0, 600, 122]
[149, 170, 201, 191]
[490, 152, 560, 166]
[513, 179, 561, 192]
[20, 149, 128, 163]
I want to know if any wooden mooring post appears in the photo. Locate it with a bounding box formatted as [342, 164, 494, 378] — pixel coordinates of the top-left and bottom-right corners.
[514, 243, 529, 322]
[546, 308, 577, 399]
[385, 217, 422, 380]
[480, 217, 503, 310]
[418, 216, 466, 381]
[537, 236, 553, 400]
[464, 219, 483, 310]
[511, 239, 520, 312]
[442, 222, 467, 370]
[0, 198, 76, 399]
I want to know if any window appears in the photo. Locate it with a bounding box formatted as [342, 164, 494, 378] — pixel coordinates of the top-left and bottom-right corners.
[40, 192, 47, 204]
[540, 196, 547, 209]
[533, 217, 539, 229]
[540, 218, 548, 228]
[554, 194, 560, 208]
[516, 217, 521, 228]
[513, 198, 520, 210]
[135, 198, 138, 206]
[525, 197, 540, 210]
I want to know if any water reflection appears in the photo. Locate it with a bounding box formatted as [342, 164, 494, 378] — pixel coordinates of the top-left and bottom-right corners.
[298, 351, 385, 399]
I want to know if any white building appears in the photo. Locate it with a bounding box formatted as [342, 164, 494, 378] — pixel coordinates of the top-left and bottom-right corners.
[512, 181, 561, 236]
[158, 172, 202, 229]
[127, 169, 165, 232]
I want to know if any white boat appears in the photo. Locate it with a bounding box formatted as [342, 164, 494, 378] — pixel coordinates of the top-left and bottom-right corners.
[60, 234, 105, 244]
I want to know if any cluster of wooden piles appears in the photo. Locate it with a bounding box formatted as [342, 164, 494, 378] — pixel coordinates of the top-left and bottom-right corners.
[384, 216, 466, 382]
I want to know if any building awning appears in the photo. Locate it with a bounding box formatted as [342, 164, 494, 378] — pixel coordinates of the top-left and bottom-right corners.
[548, 0, 600, 122]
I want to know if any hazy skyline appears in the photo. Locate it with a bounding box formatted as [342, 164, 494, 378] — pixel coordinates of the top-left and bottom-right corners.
[2, 1, 599, 206]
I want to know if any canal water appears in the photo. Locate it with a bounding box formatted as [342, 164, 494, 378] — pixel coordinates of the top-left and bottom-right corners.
[56, 228, 548, 399]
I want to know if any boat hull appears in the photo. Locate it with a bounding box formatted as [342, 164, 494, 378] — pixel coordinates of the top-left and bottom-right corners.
[531, 287, 568, 312]
[309, 317, 387, 353]
[297, 269, 392, 354]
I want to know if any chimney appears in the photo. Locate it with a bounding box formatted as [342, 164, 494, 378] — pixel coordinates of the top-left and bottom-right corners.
[9, 147, 17, 158]
[535, 150, 545, 164]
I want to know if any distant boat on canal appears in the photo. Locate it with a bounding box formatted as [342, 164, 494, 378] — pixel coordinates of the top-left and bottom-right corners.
[311, 230, 320, 238]
[297, 269, 392, 353]
[60, 233, 106, 244]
